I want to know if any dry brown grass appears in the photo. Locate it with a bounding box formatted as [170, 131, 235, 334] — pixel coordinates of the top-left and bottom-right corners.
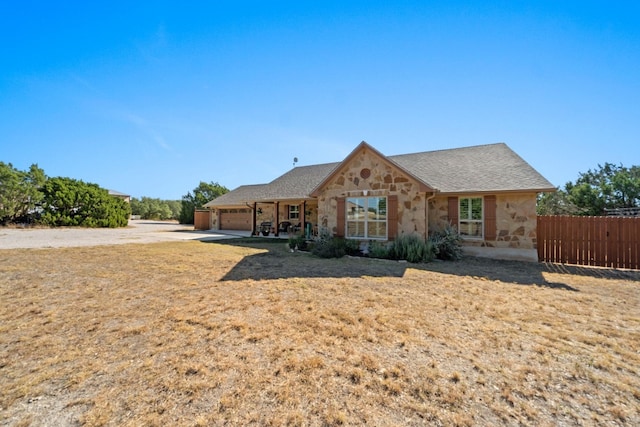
[1, 239, 639, 426]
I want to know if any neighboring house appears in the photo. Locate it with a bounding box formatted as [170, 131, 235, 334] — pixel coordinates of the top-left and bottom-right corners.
[205, 141, 555, 258]
[108, 190, 131, 203]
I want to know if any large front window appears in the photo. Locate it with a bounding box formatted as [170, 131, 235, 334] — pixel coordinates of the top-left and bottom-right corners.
[346, 196, 387, 239]
[459, 197, 483, 238]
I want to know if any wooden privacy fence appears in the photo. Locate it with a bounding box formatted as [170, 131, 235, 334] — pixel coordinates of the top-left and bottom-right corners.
[537, 215, 640, 270]
[194, 209, 212, 231]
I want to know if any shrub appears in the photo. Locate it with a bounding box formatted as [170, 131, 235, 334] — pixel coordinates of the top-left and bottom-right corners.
[429, 224, 464, 260]
[0, 162, 45, 225]
[389, 234, 434, 263]
[368, 240, 392, 259]
[344, 239, 361, 256]
[288, 234, 308, 251]
[312, 238, 347, 258]
[311, 231, 348, 258]
[39, 177, 130, 228]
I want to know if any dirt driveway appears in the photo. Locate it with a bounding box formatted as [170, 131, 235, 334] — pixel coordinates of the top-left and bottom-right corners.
[0, 220, 240, 249]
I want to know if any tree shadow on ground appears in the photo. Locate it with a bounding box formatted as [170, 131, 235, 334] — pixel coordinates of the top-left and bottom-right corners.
[419, 257, 581, 291]
[208, 239, 408, 281]
[198, 238, 640, 291]
[541, 261, 640, 281]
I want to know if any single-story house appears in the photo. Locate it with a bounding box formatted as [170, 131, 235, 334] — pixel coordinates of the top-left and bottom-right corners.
[108, 190, 131, 203]
[204, 141, 555, 259]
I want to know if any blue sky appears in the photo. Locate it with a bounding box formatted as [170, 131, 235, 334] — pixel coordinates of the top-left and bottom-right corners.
[1, 1, 638, 200]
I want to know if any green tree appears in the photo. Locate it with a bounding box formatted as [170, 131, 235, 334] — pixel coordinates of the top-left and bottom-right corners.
[40, 177, 130, 227]
[539, 163, 640, 216]
[0, 162, 46, 225]
[565, 163, 640, 215]
[536, 189, 582, 215]
[130, 197, 143, 217]
[130, 197, 179, 220]
[167, 200, 182, 219]
[179, 181, 228, 224]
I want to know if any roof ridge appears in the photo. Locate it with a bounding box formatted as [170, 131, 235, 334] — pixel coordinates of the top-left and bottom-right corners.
[291, 160, 341, 169]
[389, 142, 507, 158]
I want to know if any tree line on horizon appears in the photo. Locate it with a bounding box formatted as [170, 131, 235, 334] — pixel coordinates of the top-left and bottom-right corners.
[0, 162, 229, 227]
[129, 181, 229, 224]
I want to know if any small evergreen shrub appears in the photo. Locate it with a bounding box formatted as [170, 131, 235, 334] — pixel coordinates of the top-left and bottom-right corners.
[389, 234, 434, 263]
[344, 239, 360, 256]
[368, 241, 391, 259]
[429, 224, 464, 260]
[310, 230, 348, 258]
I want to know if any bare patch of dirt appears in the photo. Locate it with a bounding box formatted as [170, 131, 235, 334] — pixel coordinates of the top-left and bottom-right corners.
[1, 240, 639, 426]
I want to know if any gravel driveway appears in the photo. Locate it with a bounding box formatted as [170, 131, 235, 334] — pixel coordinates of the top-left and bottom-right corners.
[0, 220, 242, 249]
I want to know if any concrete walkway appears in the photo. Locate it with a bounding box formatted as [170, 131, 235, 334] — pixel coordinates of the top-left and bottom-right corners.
[462, 246, 539, 262]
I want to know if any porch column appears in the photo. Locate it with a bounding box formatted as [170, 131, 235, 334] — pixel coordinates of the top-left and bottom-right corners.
[302, 201, 307, 237]
[252, 202, 257, 235]
[275, 202, 280, 236]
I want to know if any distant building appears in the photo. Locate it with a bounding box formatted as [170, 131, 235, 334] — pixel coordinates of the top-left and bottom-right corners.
[108, 190, 131, 203]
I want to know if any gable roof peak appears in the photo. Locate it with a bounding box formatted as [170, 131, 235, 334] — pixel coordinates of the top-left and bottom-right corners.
[309, 140, 434, 196]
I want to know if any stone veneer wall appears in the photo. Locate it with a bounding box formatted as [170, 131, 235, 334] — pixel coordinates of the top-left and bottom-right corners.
[317, 149, 428, 238]
[428, 193, 538, 249]
[211, 209, 218, 229]
[255, 205, 275, 225]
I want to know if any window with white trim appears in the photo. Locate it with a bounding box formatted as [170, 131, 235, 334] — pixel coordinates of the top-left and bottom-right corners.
[289, 205, 299, 220]
[459, 197, 483, 238]
[346, 196, 387, 239]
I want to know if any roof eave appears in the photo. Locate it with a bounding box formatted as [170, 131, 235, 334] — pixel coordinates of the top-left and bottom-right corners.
[435, 187, 557, 196]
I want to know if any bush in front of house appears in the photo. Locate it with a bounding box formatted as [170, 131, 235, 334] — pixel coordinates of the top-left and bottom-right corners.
[428, 224, 464, 260]
[307, 230, 460, 263]
[288, 234, 308, 251]
[367, 240, 392, 259]
[312, 236, 347, 258]
[389, 233, 435, 263]
[308, 229, 352, 258]
[344, 238, 360, 256]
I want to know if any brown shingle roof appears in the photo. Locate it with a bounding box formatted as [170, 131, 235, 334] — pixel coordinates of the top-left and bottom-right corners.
[203, 184, 269, 207]
[390, 143, 555, 193]
[206, 142, 555, 206]
[205, 163, 339, 207]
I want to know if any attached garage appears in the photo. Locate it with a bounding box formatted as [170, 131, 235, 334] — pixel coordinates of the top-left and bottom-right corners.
[219, 208, 252, 230]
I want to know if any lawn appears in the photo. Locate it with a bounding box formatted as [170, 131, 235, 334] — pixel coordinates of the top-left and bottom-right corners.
[1, 239, 639, 426]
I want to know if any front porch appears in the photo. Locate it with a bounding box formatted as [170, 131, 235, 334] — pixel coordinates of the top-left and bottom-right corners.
[250, 200, 319, 238]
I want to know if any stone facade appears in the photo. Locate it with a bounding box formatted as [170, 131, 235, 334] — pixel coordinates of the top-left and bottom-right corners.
[211, 210, 218, 229]
[495, 193, 538, 249]
[315, 146, 430, 238]
[428, 193, 538, 249]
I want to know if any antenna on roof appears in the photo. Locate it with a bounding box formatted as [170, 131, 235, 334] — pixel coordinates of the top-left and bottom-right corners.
[293, 157, 298, 167]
